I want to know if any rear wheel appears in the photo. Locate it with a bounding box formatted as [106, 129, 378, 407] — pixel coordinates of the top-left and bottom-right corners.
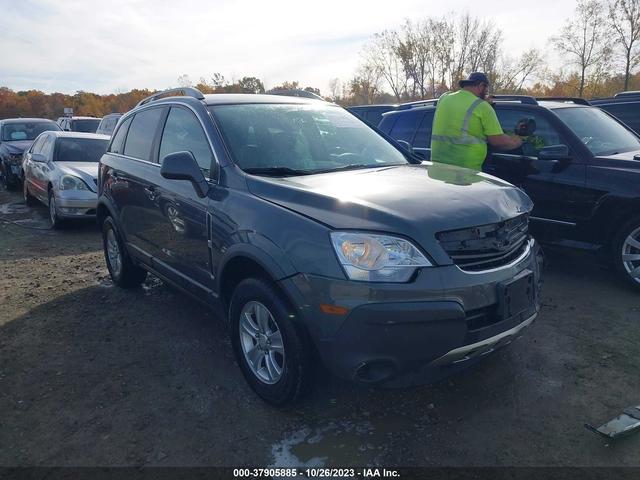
[101, 216, 147, 288]
[613, 216, 640, 291]
[229, 277, 313, 406]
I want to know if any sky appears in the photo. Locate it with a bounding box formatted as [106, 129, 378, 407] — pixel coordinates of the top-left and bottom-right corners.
[0, 0, 577, 96]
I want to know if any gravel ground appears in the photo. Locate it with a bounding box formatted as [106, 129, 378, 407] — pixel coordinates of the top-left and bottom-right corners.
[1, 186, 639, 468]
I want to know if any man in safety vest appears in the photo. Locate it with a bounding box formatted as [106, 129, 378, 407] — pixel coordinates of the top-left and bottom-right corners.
[430, 72, 523, 170]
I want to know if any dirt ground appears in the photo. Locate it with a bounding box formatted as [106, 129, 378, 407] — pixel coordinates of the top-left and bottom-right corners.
[1, 185, 639, 468]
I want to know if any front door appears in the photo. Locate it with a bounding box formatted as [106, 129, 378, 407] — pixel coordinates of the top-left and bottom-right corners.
[150, 106, 216, 294]
[483, 108, 584, 227]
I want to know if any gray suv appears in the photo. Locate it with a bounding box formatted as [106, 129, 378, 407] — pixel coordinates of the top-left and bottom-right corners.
[97, 88, 542, 405]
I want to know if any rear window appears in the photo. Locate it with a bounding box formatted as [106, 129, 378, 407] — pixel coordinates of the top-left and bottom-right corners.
[55, 138, 109, 162]
[123, 108, 164, 161]
[71, 119, 101, 133]
[388, 111, 423, 143]
[1, 121, 60, 141]
[597, 103, 640, 133]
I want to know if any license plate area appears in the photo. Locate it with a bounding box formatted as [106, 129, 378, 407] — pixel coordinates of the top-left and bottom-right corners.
[497, 269, 534, 321]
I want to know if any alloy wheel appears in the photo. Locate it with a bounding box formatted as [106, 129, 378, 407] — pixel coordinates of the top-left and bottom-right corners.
[106, 228, 122, 278]
[239, 301, 285, 384]
[621, 226, 640, 285]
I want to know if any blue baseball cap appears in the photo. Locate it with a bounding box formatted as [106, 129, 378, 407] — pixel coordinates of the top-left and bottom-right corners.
[458, 72, 490, 88]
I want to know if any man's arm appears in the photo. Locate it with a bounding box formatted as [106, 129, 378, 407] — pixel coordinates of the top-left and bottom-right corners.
[487, 134, 523, 151]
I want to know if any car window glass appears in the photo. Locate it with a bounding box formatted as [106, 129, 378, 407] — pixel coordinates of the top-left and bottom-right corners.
[554, 107, 640, 156]
[495, 109, 566, 157]
[30, 135, 46, 154]
[211, 104, 408, 173]
[55, 138, 109, 162]
[109, 116, 132, 154]
[42, 135, 55, 157]
[388, 111, 422, 143]
[413, 111, 435, 148]
[159, 107, 213, 177]
[598, 103, 640, 133]
[123, 109, 163, 161]
[1, 122, 59, 141]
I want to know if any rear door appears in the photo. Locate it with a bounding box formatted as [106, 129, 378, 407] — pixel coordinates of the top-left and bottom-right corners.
[384, 109, 425, 155]
[483, 107, 580, 224]
[110, 107, 167, 261]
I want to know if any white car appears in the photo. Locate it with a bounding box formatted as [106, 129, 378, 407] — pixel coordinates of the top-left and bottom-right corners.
[22, 131, 109, 228]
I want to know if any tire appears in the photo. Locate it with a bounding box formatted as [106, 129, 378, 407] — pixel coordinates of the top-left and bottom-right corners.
[612, 216, 640, 291]
[229, 277, 314, 406]
[23, 179, 36, 206]
[48, 189, 64, 229]
[101, 216, 147, 288]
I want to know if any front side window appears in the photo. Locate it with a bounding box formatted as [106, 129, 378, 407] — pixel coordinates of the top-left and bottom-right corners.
[1, 122, 60, 141]
[30, 135, 47, 154]
[496, 109, 566, 157]
[159, 107, 213, 177]
[55, 138, 109, 162]
[554, 106, 640, 156]
[210, 103, 408, 175]
[123, 108, 164, 161]
[413, 112, 435, 149]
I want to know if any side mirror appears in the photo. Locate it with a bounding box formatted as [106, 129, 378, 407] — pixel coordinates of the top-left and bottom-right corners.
[160, 151, 209, 198]
[538, 144, 571, 161]
[396, 140, 414, 154]
[31, 153, 47, 163]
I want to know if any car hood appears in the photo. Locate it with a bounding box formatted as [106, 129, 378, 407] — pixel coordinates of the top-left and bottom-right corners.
[56, 162, 99, 191]
[246, 163, 532, 263]
[1, 140, 33, 154]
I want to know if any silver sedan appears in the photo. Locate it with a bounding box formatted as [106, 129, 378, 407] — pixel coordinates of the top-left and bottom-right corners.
[22, 131, 109, 228]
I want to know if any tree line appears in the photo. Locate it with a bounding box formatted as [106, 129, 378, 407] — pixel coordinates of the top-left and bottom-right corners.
[1, 0, 639, 119]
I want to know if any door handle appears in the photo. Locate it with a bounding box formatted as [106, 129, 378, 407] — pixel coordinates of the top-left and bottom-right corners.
[144, 186, 156, 194]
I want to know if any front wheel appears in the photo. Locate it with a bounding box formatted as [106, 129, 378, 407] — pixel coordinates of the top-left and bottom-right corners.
[229, 278, 314, 406]
[101, 216, 147, 288]
[613, 216, 640, 291]
[48, 189, 64, 229]
[23, 179, 36, 206]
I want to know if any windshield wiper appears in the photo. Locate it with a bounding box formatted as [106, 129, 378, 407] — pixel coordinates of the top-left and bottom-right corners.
[243, 167, 313, 177]
[314, 163, 389, 174]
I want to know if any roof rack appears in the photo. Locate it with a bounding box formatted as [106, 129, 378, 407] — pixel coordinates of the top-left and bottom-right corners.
[614, 90, 640, 98]
[491, 95, 538, 105]
[396, 99, 439, 111]
[536, 97, 591, 105]
[136, 87, 205, 107]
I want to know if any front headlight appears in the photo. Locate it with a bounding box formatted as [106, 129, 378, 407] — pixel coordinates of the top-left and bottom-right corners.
[9, 153, 23, 164]
[59, 175, 90, 191]
[330, 231, 432, 282]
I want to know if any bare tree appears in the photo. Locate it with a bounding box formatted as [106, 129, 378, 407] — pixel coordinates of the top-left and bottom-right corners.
[328, 78, 342, 102]
[552, 0, 612, 97]
[493, 49, 545, 93]
[363, 30, 408, 101]
[348, 62, 383, 105]
[177, 74, 192, 87]
[610, 0, 640, 90]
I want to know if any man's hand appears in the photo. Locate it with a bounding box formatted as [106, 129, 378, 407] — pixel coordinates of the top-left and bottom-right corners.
[487, 134, 523, 151]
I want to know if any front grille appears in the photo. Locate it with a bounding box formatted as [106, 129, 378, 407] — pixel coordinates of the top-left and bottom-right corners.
[437, 214, 530, 272]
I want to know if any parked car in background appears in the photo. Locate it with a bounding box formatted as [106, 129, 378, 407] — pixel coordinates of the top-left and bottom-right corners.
[0, 118, 61, 189]
[95, 113, 123, 136]
[591, 92, 640, 134]
[97, 87, 541, 405]
[346, 104, 399, 127]
[58, 116, 101, 133]
[378, 95, 640, 290]
[22, 131, 109, 228]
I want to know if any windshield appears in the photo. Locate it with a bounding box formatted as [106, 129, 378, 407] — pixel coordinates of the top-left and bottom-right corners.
[1, 122, 60, 141]
[54, 138, 109, 162]
[554, 107, 640, 156]
[210, 104, 409, 175]
[71, 119, 101, 133]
